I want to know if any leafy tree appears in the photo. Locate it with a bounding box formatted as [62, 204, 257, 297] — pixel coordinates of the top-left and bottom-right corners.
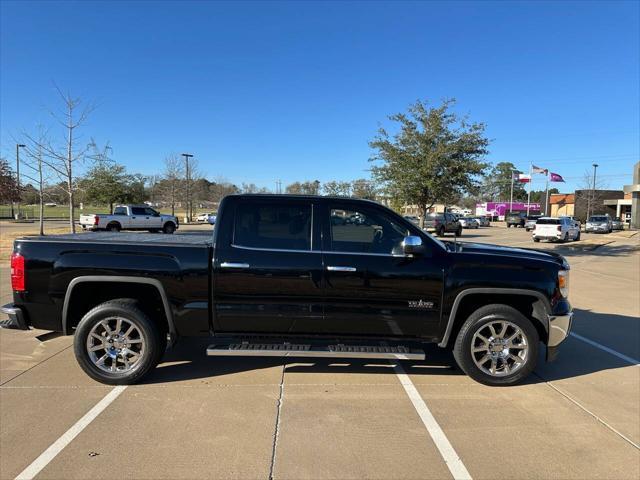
[323, 180, 351, 197]
[351, 178, 377, 200]
[79, 160, 145, 213]
[369, 99, 489, 227]
[482, 162, 527, 202]
[0, 158, 19, 204]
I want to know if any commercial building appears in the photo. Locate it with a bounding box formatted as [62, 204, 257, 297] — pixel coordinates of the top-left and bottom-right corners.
[623, 161, 639, 229]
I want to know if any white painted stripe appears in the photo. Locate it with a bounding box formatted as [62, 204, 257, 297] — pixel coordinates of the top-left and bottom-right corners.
[393, 362, 472, 480]
[570, 332, 640, 366]
[15, 386, 127, 480]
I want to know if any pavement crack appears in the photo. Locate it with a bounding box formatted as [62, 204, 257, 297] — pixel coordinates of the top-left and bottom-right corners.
[533, 372, 639, 450]
[268, 362, 286, 480]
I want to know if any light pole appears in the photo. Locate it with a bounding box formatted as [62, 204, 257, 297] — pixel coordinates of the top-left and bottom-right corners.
[590, 163, 599, 218]
[15, 144, 26, 219]
[181, 153, 193, 222]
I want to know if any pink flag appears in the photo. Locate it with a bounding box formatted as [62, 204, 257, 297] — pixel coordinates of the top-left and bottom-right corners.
[549, 172, 565, 182]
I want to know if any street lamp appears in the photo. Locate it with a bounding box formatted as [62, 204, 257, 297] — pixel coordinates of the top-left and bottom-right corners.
[181, 153, 194, 222]
[15, 144, 26, 219]
[590, 163, 599, 218]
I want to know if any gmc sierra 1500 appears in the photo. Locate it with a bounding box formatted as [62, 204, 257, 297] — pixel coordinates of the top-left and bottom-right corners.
[2, 194, 573, 386]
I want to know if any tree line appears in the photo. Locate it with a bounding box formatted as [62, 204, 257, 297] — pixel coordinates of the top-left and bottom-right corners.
[8, 93, 574, 233]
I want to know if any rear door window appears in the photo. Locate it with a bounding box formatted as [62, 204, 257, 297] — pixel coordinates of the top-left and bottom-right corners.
[131, 207, 146, 215]
[234, 203, 312, 251]
[113, 207, 127, 215]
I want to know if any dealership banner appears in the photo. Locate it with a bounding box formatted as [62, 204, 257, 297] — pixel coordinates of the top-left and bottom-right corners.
[476, 202, 541, 220]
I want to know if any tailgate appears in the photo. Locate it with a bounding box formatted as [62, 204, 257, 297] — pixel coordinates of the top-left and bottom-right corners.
[535, 225, 559, 235]
[79, 214, 97, 225]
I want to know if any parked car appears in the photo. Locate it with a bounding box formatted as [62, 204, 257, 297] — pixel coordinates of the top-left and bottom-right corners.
[533, 217, 580, 243]
[2, 194, 573, 386]
[403, 215, 420, 225]
[459, 217, 479, 229]
[611, 217, 625, 230]
[585, 215, 613, 233]
[525, 215, 542, 232]
[506, 211, 527, 228]
[196, 212, 216, 222]
[560, 216, 582, 230]
[79, 205, 179, 234]
[423, 212, 462, 237]
[475, 216, 491, 227]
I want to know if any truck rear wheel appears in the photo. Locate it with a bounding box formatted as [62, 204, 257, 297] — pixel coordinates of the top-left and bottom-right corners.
[73, 299, 166, 385]
[453, 304, 539, 386]
[107, 222, 121, 232]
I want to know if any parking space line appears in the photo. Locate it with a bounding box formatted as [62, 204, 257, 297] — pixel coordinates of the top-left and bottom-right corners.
[570, 332, 640, 366]
[393, 362, 472, 480]
[14, 385, 127, 480]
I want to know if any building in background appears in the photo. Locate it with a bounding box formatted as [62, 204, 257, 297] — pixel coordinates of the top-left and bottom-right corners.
[549, 194, 575, 217]
[623, 161, 639, 229]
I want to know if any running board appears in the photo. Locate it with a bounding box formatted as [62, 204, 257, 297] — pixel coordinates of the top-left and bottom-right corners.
[206, 341, 425, 360]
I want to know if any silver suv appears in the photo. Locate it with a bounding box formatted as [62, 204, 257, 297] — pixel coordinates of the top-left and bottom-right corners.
[585, 215, 612, 233]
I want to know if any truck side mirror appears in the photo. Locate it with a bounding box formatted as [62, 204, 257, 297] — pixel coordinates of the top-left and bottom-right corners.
[402, 236, 425, 255]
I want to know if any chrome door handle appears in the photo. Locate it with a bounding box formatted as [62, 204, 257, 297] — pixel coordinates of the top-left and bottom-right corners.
[326, 266, 356, 272]
[220, 262, 250, 269]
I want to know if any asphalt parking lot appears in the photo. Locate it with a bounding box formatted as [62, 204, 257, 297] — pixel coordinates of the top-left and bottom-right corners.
[1, 225, 639, 479]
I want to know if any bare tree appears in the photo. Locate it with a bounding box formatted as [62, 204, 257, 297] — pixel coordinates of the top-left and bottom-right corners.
[579, 169, 609, 220]
[21, 126, 52, 235]
[24, 87, 94, 233]
[162, 154, 183, 216]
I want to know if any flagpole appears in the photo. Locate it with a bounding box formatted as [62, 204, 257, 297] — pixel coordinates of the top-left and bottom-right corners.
[526, 162, 532, 216]
[545, 172, 550, 216]
[509, 170, 515, 213]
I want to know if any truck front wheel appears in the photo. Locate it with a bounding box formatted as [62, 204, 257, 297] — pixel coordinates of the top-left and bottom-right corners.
[453, 304, 539, 386]
[163, 222, 176, 234]
[73, 299, 166, 385]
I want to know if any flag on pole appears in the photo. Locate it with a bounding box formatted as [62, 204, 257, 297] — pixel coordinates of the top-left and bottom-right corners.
[549, 172, 565, 182]
[517, 173, 531, 183]
[532, 165, 548, 175]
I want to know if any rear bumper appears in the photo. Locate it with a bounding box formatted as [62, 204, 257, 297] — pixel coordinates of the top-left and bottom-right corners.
[1, 304, 30, 330]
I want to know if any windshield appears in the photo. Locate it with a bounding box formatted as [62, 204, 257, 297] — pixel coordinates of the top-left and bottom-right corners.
[589, 216, 608, 222]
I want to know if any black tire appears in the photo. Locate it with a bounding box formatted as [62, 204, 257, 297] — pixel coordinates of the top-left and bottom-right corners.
[453, 304, 539, 386]
[107, 222, 121, 232]
[575, 231, 581, 241]
[507, 224, 511, 228]
[437, 226, 445, 237]
[533, 237, 540, 242]
[163, 222, 176, 234]
[455, 227, 462, 237]
[562, 233, 569, 242]
[73, 299, 166, 385]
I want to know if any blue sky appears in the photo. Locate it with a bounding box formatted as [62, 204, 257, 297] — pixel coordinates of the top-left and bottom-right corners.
[1, 0, 638, 193]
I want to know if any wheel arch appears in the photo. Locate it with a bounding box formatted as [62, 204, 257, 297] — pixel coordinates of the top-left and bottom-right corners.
[62, 276, 177, 340]
[438, 288, 551, 348]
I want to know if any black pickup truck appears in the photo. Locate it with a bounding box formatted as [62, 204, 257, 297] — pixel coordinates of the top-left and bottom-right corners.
[3, 194, 573, 386]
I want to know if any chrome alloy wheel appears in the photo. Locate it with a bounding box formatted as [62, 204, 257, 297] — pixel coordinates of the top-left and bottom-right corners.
[86, 317, 145, 374]
[471, 320, 529, 377]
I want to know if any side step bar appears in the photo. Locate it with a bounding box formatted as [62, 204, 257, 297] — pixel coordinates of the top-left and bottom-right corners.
[206, 342, 425, 360]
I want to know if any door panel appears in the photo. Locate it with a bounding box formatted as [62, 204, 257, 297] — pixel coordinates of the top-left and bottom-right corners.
[317, 203, 444, 339]
[213, 200, 323, 333]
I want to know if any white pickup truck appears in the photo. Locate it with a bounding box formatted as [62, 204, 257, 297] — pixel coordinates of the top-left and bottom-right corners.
[532, 217, 580, 243]
[79, 205, 179, 234]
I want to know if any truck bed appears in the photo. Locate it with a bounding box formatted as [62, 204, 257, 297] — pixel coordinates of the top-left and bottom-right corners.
[18, 232, 212, 247]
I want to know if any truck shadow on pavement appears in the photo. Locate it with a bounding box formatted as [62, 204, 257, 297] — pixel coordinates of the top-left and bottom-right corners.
[556, 243, 640, 258]
[143, 309, 638, 385]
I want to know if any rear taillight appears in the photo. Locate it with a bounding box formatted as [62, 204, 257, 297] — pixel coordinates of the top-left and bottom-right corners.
[10, 252, 25, 292]
[94, 215, 100, 226]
